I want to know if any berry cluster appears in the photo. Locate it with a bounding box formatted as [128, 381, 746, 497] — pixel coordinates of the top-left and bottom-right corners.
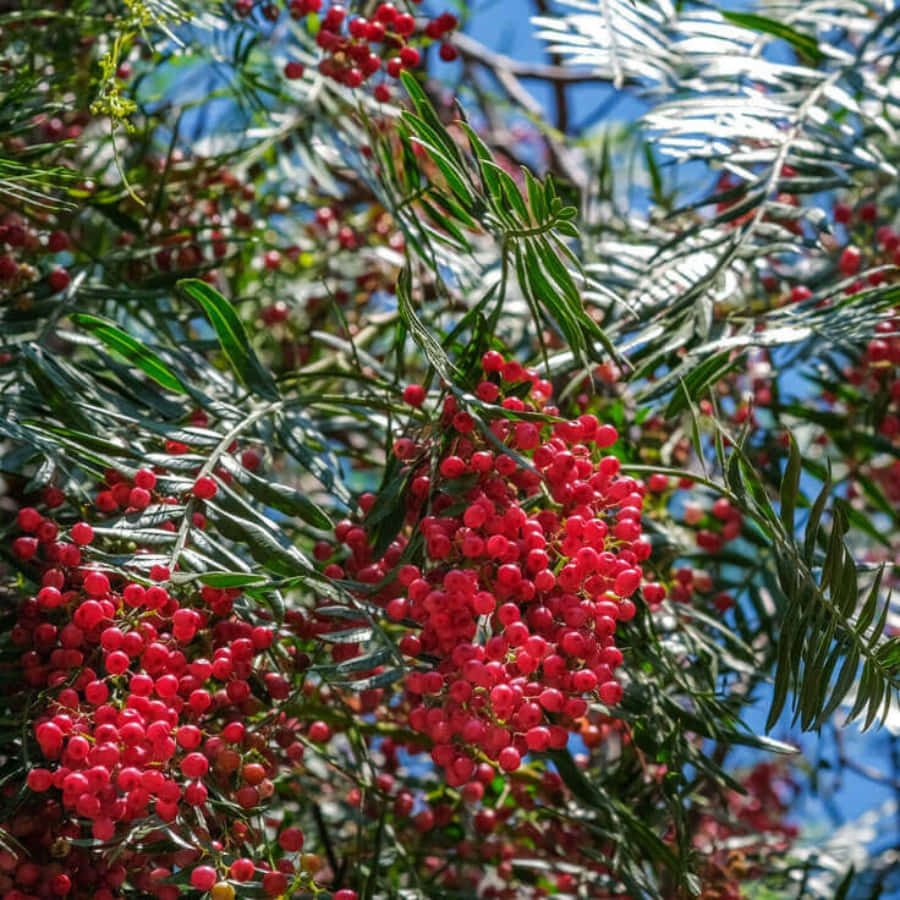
[3, 464, 327, 898]
[322, 353, 662, 785]
[676, 491, 743, 557]
[785, 201, 900, 504]
[691, 761, 797, 900]
[0, 209, 74, 306]
[309, 4, 457, 99]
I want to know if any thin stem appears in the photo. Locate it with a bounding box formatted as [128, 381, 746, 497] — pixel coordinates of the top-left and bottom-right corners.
[168, 400, 284, 571]
[533, 0, 570, 132]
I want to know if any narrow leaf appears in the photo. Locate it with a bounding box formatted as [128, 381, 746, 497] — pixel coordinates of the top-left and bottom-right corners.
[178, 279, 279, 400]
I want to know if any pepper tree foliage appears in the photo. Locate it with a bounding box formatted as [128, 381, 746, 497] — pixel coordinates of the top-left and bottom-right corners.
[1, 0, 899, 897]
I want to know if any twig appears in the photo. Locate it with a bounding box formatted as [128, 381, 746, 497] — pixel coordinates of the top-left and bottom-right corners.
[533, 0, 571, 132]
[451, 33, 589, 191]
[312, 802, 343, 884]
[168, 400, 284, 571]
[452, 32, 636, 87]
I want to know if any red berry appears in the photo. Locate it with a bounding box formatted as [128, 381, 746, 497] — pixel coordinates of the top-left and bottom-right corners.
[284, 60, 305, 79]
[181, 752, 209, 778]
[26, 768, 53, 791]
[309, 720, 331, 742]
[47, 230, 70, 252]
[834, 202, 853, 223]
[859, 201, 878, 222]
[324, 5, 346, 28]
[48, 268, 70, 292]
[84, 571, 110, 596]
[262, 872, 289, 896]
[439, 455, 466, 478]
[403, 383, 426, 407]
[229, 858, 255, 882]
[18, 507, 43, 531]
[105, 650, 130, 675]
[395, 12, 415, 35]
[613, 568, 641, 597]
[193, 476, 217, 499]
[129, 486, 151, 509]
[50, 874, 71, 896]
[599, 681, 623, 705]
[399, 46, 420, 67]
[839, 246, 861, 276]
[595, 424, 618, 447]
[439, 43, 458, 62]
[241, 448, 262, 470]
[498, 746, 521, 772]
[191, 867, 218, 891]
[279, 826, 305, 852]
[71, 522, 94, 545]
[344, 68, 364, 87]
[375, 3, 397, 23]
[134, 468, 157, 490]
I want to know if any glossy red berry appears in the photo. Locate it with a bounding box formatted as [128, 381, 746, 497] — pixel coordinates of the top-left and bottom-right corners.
[839, 246, 861, 276]
[191, 867, 218, 891]
[403, 384, 426, 407]
[48, 268, 71, 292]
[193, 476, 217, 499]
[70, 522, 94, 545]
[229, 858, 255, 882]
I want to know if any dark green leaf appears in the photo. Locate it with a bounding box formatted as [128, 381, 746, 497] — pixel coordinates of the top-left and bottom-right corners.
[71, 313, 187, 394]
[178, 279, 279, 401]
[721, 11, 824, 63]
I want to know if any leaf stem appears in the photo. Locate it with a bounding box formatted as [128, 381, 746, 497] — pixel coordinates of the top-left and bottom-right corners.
[168, 400, 284, 571]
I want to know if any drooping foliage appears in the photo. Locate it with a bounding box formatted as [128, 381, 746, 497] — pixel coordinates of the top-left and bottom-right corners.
[0, 1, 899, 898]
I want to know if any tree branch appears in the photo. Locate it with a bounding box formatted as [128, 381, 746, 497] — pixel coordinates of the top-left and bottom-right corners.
[533, 0, 570, 133]
[452, 31, 636, 87]
[450, 33, 592, 191]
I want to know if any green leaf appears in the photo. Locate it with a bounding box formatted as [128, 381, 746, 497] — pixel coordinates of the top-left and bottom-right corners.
[316, 647, 394, 678]
[399, 71, 463, 166]
[71, 313, 187, 394]
[417, 195, 472, 250]
[488, 161, 530, 223]
[832, 867, 855, 900]
[458, 122, 503, 205]
[767, 626, 794, 731]
[402, 129, 476, 209]
[524, 169, 547, 222]
[276, 415, 351, 506]
[177, 279, 279, 401]
[320, 626, 374, 645]
[546, 748, 605, 807]
[396, 267, 460, 384]
[206, 506, 313, 578]
[780, 434, 802, 533]
[222, 458, 332, 530]
[721, 11, 824, 63]
[663, 351, 743, 418]
[170, 571, 270, 589]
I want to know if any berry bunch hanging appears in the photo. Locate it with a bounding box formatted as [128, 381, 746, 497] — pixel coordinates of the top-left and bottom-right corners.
[323, 352, 662, 786]
[4, 466, 325, 899]
[306, 4, 457, 98]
